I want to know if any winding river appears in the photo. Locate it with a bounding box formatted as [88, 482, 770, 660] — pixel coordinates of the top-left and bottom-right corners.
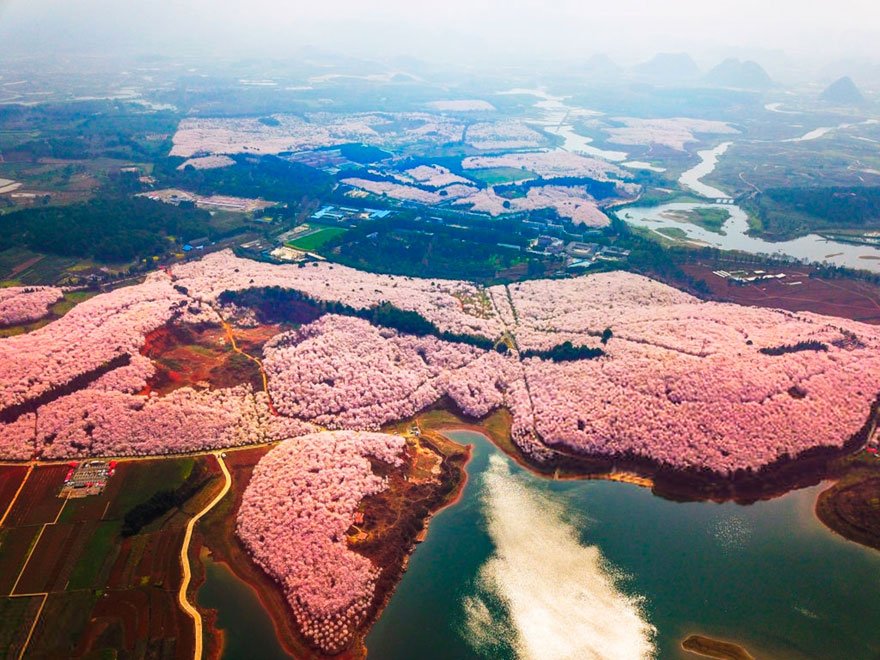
[505, 91, 880, 270]
[678, 142, 733, 199]
[620, 141, 880, 272]
[499, 88, 636, 164]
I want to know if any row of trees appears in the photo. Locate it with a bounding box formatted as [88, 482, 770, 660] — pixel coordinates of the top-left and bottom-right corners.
[122, 461, 210, 536]
[494, 176, 619, 201]
[759, 340, 828, 356]
[521, 341, 606, 362]
[219, 286, 496, 350]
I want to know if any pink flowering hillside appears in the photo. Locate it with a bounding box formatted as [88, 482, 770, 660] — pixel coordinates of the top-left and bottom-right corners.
[263, 315, 513, 430]
[491, 275, 880, 474]
[32, 386, 314, 459]
[0, 287, 64, 327]
[0, 277, 185, 412]
[0, 248, 878, 476]
[236, 431, 405, 654]
[172, 250, 501, 339]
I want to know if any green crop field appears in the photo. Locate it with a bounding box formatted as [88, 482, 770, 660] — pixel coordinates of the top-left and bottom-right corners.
[286, 225, 347, 252]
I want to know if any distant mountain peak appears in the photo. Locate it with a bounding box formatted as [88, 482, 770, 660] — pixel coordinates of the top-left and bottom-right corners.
[820, 76, 866, 105]
[581, 53, 621, 80]
[584, 53, 620, 70]
[705, 58, 774, 90]
[633, 52, 701, 82]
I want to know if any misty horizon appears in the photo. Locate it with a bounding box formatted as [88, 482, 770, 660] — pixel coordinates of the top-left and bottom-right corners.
[1, 0, 880, 83]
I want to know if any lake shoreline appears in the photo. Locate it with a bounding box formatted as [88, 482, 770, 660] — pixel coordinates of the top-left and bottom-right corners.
[194, 397, 879, 659]
[416, 396, 879, 505]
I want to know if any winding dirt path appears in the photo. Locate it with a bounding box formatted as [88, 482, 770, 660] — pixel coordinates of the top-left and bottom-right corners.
[211, 307, 278, 415]
[178, 451, 231, 660]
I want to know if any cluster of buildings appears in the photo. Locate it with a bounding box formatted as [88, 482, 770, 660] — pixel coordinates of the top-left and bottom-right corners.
[712, 269, 788, 284]
[529, 235, 631, 270]
[138, 188, 279, 214]
[310, 205, 390, 223]
[59, 460, 116, 498]
[119, 165, 156, 187]
[239, 205, 391, 264]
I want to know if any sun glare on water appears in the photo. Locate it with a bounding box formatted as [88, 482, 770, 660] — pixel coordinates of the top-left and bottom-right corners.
[463, 455, 656, 660]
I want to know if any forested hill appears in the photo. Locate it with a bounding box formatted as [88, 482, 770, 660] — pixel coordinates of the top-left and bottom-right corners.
[155, 155, 334, 204]
[746, 186, 880, 238]
[0, 197, 211, 262]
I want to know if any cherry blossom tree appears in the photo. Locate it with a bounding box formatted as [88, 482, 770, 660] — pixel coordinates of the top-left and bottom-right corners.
[0, 287, 64, 327]
[0, 249, 878, 478]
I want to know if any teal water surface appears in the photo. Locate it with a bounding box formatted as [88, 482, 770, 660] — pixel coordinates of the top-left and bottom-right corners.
[197, 554, 292, 659]
[366, 430, 880, 659]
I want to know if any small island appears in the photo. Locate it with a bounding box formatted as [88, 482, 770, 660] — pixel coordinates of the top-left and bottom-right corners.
[682, 634, 755, 660]
[662, 206, 731, 234]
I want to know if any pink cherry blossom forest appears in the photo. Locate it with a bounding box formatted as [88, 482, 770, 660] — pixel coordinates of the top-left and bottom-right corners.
[3, 249, 876, 474]
[2, 249, 879, 653]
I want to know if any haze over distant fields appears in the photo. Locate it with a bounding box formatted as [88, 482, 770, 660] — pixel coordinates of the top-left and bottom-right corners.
[0, 0, 879, 67]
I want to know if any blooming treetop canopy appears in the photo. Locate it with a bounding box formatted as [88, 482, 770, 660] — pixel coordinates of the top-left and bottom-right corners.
[0, 249, 878, 476]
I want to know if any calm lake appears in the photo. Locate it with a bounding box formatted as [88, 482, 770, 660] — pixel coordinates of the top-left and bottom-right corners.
[367, 431, 880, 660]
[198, 431, 880, 659]
[197, 554, 291, 659]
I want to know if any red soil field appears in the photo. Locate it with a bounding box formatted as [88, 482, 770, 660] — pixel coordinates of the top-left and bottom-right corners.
[3, 464, 67, 527]
[140, 322, 280, 395]
[682, 263, 880, 324]
[0, 465, 29, 519]
[15, 522, 81, 594]
[26, 591, 99, 656]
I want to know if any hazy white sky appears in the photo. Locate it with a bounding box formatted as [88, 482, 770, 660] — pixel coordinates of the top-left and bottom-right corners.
[1, 0, 878, 64]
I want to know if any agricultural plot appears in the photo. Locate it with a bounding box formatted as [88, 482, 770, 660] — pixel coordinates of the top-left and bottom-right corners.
[0, 457, 222, 658]
[3, 465, 69, 527]
[0, 596, 43, 657]
[0, 465, 28, 517]
[680, 262, 880, 325]
[0, 247, 82, 287]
